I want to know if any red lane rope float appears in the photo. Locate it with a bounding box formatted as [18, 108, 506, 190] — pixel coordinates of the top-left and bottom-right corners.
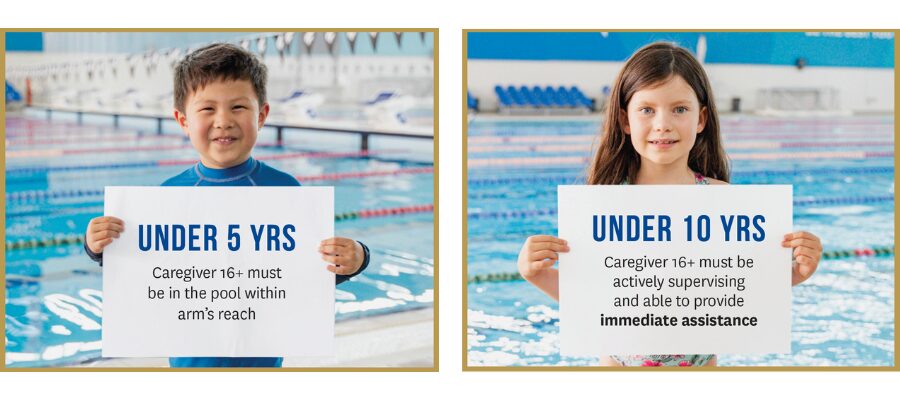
[468, 141, 895, 153]
[7, 144, 195, 158]
[468, 156, 589, 168]
[6, 203, 434, 250]
[335, 204, 434, 221]
[730, 151, 892, 160]
[295, 167, 434, 182]
[6, 134, 185, 147]
[469, 135, 594, 144]
[6, 150, 400, 174]
[468, 134, 894, 145]
[5, 127, 139, 138]
[468, 151, 893, 167]
[6, 142, 286, 158]
[718, 119, 892, 126]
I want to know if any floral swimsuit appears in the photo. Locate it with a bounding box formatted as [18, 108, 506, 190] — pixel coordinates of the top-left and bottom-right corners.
[611, 172, 714, 367]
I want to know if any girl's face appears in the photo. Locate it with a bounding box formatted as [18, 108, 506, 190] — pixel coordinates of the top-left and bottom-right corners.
[623, 74, 707, 169]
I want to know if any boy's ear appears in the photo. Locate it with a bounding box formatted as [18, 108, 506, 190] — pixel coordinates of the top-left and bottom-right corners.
[697, 106, 708, 134]
[619, 109, 631, 134]
[173, 109, 190, 136]
[258, 102, 270, 129]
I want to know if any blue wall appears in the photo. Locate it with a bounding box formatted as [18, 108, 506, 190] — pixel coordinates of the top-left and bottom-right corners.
[467, 32, 894, 68]
[6, 32, 43, 52]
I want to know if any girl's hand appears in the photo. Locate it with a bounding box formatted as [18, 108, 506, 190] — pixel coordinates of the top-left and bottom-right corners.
[517, 235, 569, 279]
[86, 216, 124, 254]
[319, 237, 364, 275]
[782, 231, 822, 286]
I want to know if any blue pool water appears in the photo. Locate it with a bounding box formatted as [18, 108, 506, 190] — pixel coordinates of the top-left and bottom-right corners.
[5, 110, 434, 367]
[467, 115, 894, 367]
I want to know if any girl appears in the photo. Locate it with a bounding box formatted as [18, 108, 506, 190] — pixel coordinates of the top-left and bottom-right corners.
[516, 42, 822, 367]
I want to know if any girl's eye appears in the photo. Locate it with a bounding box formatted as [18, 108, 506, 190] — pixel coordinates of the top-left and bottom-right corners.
[674, 106, 688, 114]
[639, 107, 654, 115]
[200, 107, 213, 112]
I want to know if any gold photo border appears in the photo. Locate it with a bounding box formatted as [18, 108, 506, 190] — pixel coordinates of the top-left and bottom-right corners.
[0, 28, 439, 372]
[462, 28, 898, 372]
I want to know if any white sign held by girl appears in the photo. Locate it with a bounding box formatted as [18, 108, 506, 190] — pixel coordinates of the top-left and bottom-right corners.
[557, 185, 792, 356]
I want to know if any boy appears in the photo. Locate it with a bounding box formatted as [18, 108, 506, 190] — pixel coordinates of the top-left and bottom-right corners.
[84, 43, 369, 368]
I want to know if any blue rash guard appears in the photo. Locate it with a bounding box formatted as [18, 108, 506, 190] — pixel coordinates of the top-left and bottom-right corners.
[85, 157, 370, 368]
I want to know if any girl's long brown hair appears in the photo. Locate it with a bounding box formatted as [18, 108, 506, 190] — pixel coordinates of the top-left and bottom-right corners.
[586, 41, 730, 184]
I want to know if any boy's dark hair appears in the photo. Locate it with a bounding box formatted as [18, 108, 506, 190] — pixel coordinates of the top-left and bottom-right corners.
[587, 41, 730, 185]
[173, 42, 268, 112]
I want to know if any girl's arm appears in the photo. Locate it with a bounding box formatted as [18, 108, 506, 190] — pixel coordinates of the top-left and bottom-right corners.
[782, 231, 822, 286]
[517, 235, 569, 301]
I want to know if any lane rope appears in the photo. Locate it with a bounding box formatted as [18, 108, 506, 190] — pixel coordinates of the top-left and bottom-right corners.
[467, 245, 895, 283]
[467, 195, 893, 220]
[7, 168, 436, 203]
[6, 204, 434, 250]
[467, 166, 894, 187]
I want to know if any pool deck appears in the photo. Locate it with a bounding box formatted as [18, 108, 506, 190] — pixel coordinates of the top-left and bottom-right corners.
[72, 307, 434, 368]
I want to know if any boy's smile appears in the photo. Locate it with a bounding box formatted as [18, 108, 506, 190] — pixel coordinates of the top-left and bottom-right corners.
[174, 79, 269, 169]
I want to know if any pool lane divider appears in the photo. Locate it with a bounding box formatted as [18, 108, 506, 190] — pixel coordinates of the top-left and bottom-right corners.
[5, 204, 434, 251]
[468, 141, 895, 154]
[5, 142, 295, 158]
[7, 167, 435, 202]
[468, 151, 894, 167]
[7, 144, 199, 158]
[467, 166, 894, 187]
[467, 245, 895, 284]
[467, 195, 893, 220]
[6, 134, 186, 147]
[468, 134, 895, 144]
[5, 150, 397, 174]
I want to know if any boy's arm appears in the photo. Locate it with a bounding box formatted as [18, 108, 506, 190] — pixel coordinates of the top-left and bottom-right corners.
[336, 241, 369, 285]
[84, 235, 104, 267]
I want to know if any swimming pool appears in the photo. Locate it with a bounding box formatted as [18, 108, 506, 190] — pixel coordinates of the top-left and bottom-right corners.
[466, 115, 894, 367]
[5, 109, 435, 367]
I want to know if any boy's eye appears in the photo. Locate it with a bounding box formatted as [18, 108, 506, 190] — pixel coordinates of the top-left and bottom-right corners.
[200, 107, 213, 112]
[233, 105, 246, 110]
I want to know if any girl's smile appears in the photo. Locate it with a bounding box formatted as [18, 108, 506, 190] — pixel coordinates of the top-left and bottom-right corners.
[647, 138, 680, 149]
[624, 74, 707, 167]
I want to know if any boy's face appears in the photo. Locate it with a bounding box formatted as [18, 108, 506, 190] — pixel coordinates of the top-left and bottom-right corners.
[174, 79, 268, 169]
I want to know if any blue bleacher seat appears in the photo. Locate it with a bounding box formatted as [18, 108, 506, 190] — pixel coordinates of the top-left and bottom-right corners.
[508, 86, 527, 106]
[570, 86, 594, 109]
[492, 84, 594, 111]
[365, 91, 397, 105]
[493, 86, 509, 107]
[281, 90, 307, 102]
[557, 86, 575, 107]
[6, 80, 23, 103]
[467, 90, 479, 110]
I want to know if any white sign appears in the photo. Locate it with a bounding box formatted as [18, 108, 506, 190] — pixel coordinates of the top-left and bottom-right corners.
[102, 186, 335, 358]
[558, 185, 792, 357]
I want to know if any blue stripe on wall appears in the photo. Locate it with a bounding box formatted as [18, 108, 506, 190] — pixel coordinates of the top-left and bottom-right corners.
[6, 32, 44, 52]
[467, 32, 894, 68]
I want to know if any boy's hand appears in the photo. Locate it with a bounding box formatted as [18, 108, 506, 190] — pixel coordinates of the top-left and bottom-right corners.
[86, 216, 125, 254]
[319, 237, 364, 275]
[782, 231, 822, 286]
[518, 235, 569, 279]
